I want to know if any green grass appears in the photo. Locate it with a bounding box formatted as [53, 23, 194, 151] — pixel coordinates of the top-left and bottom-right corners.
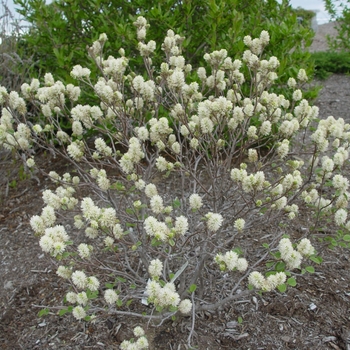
[311, 51, 350, 79]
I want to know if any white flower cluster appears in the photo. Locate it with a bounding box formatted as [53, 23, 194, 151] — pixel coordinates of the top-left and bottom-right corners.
[71, 270, 100, 291]
[248, 271, 286, 292]
[189, 193, 203, 211]
[41, 184, 78, 210]
[102, 55, 128, 81]
[311, 116, 350, 153]
[148, 259, 163, 279]
[205, 212, 223, 232]
[30, 205, 56, 235]
[38, 225, 69, 257]
[56, 265, 72, 279]
[149, 117, 173, 144]
[120, 326, 149, 350]
[144, 214, 188, 241]
[279, 237, 315, 270]
[0, 110, 31, 151]
[215, 251, 248, 272]
[71, 65, 91, 79]
[79, 197, 119, 239]
[104, 289, 119, 305]
[161, 29, 184, 58]
[146, 280, 192, 315]
[119, 137, 145, 174]
[231, 166, 268, 193]
[132, 76, 156, 103]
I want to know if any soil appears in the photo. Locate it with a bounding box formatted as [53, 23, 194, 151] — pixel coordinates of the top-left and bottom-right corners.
[1, 24, 350, 350]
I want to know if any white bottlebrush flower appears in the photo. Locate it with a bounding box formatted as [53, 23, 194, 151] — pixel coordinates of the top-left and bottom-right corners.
[104, 289, 119, 305]
[86, 276, 100, 291]
[205, 212, 223, 232]
[279, 238, 294, 261]
[335, 208, 347, 226]
[72, 121, 83, 136]
[77, 243, 92, 259]
[76, 292, 88, 306]
[133, 326, 145, 337]
[72, 306, 86, 320]
[178, 299, 192, 314]
[292, 89, 302, 101]
[136, 126, 149, 141]
[74, 215, 84, 230]
[333, 174, 349, 194]
[39, 235, 54, 253]
[104, 236, 114, 248]
[189, 193, 203, 210]
[174, 216, 189, 236]
[30, 215, 46, 234]
[148, 259, 163, 278]
[136, 337, 149, 349]
[72, 271, 87, 289]
[135, 179, 146, 190]
[145, 183, 158, 198]
[26, 157, 35, 168]
[234, 218, 245, 232]
[150, 195, 164, 214]
[285, 250, 303, 270]
[248, 271, 265, 289]
[266, 272, 286, 291]
[277, 140, 289, 159]
[248, 149, 258, 162]
[297, 238, 315, 257]
[190, 138, 199, 149]
[56, 266, 72, 279]
[113, 223, 124, 239]
[66, 292, 77, 303]
[236, 258, 248, 272]
[297, 68, 308, 82]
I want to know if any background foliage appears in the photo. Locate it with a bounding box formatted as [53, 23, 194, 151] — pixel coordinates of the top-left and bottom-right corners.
[324, 0, 350, 51]
[13, 0, 315, 91]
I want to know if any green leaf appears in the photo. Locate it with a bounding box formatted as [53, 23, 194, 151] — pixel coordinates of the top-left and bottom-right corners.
[343, 234, 350, 242]
[237, 316, 243, 324]
[233, 247, 243, 255]
[265, 261, 274, 268]
[116, 299, 123, 307]
[126, 300, 133, 307]
[126, 208, 134, 215]
[275, 261, 286, 272]
[305, 266, 315, 273]
[262, 243, 269, 249]
[277, 284, 287, 293]
[310, 256, 322, 264]
[172, 198, 181, 208]
[58, 308, 70, 316]
[86, 289, 99, 299]
[189, 284, 197, 293]
[38, 308, 49, 317]
[105, 283, 114, 289]
[116, 276, 127, 283]
[287, 277, 297, 287]
[169, 238, 175, 246]
[130, 284, 136, 289]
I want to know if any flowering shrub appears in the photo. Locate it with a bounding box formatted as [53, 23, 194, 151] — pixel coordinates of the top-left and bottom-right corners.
[0, 16, 349, 346]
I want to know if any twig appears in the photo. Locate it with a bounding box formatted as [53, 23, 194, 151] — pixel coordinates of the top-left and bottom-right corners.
[187, 291, 196, 348]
